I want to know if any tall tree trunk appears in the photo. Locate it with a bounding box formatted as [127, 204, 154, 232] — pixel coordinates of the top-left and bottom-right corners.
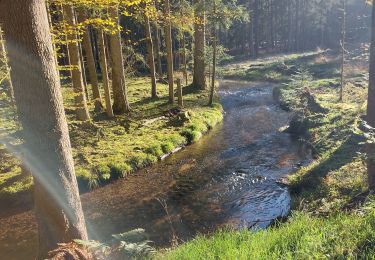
[153, 24, 163, 80]
[181, 32, 188, 86]
[0, 0, 88, 258]
[78, 39, 89, 99]
[98, 29, 114, 118]
[209, 1, 217, 106]
[339, 0, 346, 102]
[144, 13, 158, 98]
[253, 0, 260, 58]
[367, 0, 375, 190]
[164, 0, 174, 103]
[63, 5, 90, 121]
[76, 8, 102, 105]
[108, 6, 130, 113]
[295, 0, 301, 51]
[193, 0, 206, 89]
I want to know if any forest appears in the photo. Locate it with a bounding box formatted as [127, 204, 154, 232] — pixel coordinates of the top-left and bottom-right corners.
[1, 0, 375, 259]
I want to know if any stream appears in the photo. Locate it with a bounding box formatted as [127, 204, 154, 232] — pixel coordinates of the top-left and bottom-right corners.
[84, 80, 310, 246]
[0, 80, 309, 259]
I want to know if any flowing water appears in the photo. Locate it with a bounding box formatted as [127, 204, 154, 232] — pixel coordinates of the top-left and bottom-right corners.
[83, 80, 310, 246]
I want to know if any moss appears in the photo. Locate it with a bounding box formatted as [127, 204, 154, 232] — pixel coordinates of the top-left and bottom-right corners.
[145, 145, 164, 157]
[0, 76, 223, 199]
[161, 142, 175, 154]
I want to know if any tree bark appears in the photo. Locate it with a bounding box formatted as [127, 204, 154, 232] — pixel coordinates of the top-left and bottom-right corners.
[0, 0, 88, 258]
[253, 0, 260, 58]
[153, 24, 163, 80]
[164, 0, 174, 103]
[339, 0, 346, 102]
[76, 8, 102, 104]
[193, 0, 206, 90]
[108, 6, 130, 113]
[63, 5, 90, 121]
[98, 29, 114, 118]
[144, 13, 158, 98]
[177, 78, 183, 107]
[209, 0, 217, 106]
[181, 32, 188, 86]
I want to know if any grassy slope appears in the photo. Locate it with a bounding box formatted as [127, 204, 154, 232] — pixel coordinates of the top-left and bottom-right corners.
[163, 52, 375, 259]
[0, 76, 223, 203]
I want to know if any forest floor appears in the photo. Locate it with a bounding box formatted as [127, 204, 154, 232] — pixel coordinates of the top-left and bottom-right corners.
[162, 51, 375, 258]
[0, 75, 222, 213]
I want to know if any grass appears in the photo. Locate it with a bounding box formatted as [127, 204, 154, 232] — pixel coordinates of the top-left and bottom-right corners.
[163, 52, 375, 259]
[0, 75, 223, 201]
[162, 210, 375, 259]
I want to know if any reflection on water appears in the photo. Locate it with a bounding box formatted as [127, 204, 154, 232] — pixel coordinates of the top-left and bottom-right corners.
[83, 80, 310, 246]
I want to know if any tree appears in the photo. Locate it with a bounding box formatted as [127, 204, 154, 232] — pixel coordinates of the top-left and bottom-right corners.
[98, 29, 114, 118]
[0, 0, 88, 258]
[63, 4, 91, 121]
[108, 5, 130, 113]
[193, 0, 206, 90]
[164, 0, 175, 103]
[76, 7, 102, 108]
[339, 0, 346, 102]
[144, 10, 158, 98]
[208, 0, 217, 106]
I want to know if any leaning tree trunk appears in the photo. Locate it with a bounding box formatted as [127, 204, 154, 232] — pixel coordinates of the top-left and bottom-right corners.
[98, 29, 114, 118]
[367, 0, 375, 190]
[76, 7, 102, 106]
[0, 0, 88, 258]
[108, 6, 130, 113]
[63, 5, 90, 121]
[164, 0, 174, 104]
[144, 13, 158, 98]
[193, 0, 206, 90]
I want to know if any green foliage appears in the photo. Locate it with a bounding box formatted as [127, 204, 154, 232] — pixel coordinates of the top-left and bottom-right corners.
[75, 228, 155, 259]
[163, 210, 375, 259]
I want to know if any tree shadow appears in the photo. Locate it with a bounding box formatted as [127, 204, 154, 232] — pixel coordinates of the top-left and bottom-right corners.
[289, 133, 364, 195]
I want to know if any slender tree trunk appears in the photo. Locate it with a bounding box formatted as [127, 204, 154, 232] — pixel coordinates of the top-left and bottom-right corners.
[108, 6, 130, 113]
[193, 0, 206, 89]
[209, 1, 217, 106]
[164, 0, 174, 103]
[181, 32, 188, 86]
[144, 13, 158, 98]
[295, 0, 301, 51]
[177, 78, 183, 107]
[63, 5, 90, 121]
[253, 0, 260, 58]
[78, 39, 89, 99]
[98, 29, 114, 118]
[76, 8, 102, 105]
[0, 0, 88, 258]
[153, 24, 163, 80]
[339, 0, 346, 102]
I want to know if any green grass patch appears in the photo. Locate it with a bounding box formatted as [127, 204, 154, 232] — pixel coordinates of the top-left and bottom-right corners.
[0, 76, 223, 199]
